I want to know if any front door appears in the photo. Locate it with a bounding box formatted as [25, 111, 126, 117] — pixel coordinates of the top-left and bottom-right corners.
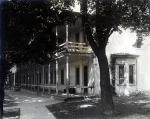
[83, 65, 88, 94]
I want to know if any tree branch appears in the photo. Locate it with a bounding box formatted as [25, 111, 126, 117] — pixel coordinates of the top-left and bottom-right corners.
[84, 22, 98, 53]
[80, 0, 98, 53]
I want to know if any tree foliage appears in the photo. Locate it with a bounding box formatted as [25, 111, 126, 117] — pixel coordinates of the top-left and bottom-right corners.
[80, 0, 149, 51]
[5, 0, 76, 65]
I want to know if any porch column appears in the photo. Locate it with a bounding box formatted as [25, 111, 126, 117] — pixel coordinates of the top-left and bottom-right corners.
[56, 59, 59, 95]
[55, 25, 59, 95]
[37, 66, 40, 94]
[48, 64, 51, 94]
[13, 72, 16, 89]
[65, 23, 69, 97]
[66, 56, 69, 97]
[12, 65, 17, 90]
[29, 65, 31, 90]
[34, 66, 36, 91]
[80, 63, 84, 95]
[124, 63, 129, 96]
[42, 65, 45, 94]
[65, 23, 69, 43]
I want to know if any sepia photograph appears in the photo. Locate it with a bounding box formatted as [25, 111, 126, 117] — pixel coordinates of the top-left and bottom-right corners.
[0, 0, 150, 119]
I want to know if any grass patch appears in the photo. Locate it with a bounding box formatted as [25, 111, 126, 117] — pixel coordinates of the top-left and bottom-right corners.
[47, 93, 150, 119]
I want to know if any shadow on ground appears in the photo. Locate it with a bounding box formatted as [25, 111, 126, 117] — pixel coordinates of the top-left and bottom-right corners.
[46, 93, 150, 119]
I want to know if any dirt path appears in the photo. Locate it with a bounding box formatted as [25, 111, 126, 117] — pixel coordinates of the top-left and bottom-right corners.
[4, 90, 62, 119]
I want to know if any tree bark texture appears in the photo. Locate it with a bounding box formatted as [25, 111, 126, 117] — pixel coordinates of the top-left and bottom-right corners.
[0, 1, 6, 118]
[81, 0, 114, 113]
[96, 48, 114, 113]
[0, 60, 5, 118]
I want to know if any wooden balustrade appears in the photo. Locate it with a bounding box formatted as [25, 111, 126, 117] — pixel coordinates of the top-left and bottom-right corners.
[57, 42, 92, 54]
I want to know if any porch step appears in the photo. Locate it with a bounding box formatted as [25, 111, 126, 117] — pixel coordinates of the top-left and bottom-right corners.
[53, 94, 96, 102]
[53, 95, 68, 101]
[64, 96, 84, 102]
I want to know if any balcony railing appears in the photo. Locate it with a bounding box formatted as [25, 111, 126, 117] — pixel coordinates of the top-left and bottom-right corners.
[57, 42, 92, 54]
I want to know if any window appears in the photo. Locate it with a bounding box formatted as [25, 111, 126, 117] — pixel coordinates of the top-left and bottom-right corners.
[61, 69, 64, 85]
[119, 65, 125, 84]
[83, 34, 88, 44]
[24, 75, 26, 84]
[36, 73, 38, 85]
[75, 32, 79, 42]
[39, 72, 41, 84]
[45, 72, 48, 84]
[54, 71, 56, 84]
[50, 72, 53, 84]
[32, 74, 34, 85]
[76, 67, 80, 85]
[129, 65, 135, 84]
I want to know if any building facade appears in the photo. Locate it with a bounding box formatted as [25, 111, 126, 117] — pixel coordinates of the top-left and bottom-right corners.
[9, 17, 150, 97]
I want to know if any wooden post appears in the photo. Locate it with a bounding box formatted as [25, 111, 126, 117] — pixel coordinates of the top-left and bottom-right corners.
[66, 24, 68, 43]
[65, 23, 69, 97]
[125, 63, 129, 96]
[56, 59, 59, 95]
[66, 56, 69, 97]
[48, 64, 51, 94]
[42, 65, 45, 94]
[13, 73, 16, 90]
[80, 63, 84, 95]
[34, 66, 36, 91]
[37, 65, 40, 94]
[55, 26, 59, 95]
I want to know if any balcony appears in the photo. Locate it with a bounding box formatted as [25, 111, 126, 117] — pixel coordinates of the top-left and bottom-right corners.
[57, 42, 93, 56]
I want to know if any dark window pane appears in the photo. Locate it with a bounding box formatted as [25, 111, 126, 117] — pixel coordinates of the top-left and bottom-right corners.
[45, 72, 48, 84]
[50, 72, 53, 84]
[75, 32, 79, 42]
[119, 65, 124, 84]
[54, 71, 56, 84]
[119, 65, 124, 78]
[129, 65, 134, 84]
[39, 72, 41, 84]
[76, 67, 80, 85]
[61, 70, 64, 85]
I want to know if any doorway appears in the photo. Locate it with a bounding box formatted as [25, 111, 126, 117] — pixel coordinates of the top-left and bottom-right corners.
[83, 65, 88, 94]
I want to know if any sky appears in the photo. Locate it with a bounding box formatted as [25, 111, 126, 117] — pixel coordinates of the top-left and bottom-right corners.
[71, 0, 80, 12]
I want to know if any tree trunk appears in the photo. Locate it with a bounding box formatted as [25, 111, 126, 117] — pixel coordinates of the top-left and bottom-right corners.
[80, 0, 114, 114]
[96, 48, 114, 114]
[0, 1, 6, 118]
[0, 60, 5, 118]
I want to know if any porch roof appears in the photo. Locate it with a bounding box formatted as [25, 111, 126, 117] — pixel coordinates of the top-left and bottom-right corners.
[111, 53, 139, 58]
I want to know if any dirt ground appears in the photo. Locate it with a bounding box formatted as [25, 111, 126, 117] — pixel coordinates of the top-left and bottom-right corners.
[47, 92, 150, 119]
[4, 90, 61, 119]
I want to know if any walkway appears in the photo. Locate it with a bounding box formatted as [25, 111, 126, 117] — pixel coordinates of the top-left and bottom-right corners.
[4, 90, 62, 119]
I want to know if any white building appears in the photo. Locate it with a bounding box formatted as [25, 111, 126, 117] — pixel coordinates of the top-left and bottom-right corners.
[12, 16, 150, 97]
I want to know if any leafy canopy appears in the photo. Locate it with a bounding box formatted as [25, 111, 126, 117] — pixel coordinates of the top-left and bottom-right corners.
[80, 0, 149, 49]
[5, 0, 76, 65]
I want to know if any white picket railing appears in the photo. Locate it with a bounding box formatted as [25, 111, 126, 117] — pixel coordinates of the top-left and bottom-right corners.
[58, 41, 92, 54]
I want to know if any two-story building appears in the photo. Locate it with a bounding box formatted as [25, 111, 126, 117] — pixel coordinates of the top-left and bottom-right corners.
[10, 14, 150, 97]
